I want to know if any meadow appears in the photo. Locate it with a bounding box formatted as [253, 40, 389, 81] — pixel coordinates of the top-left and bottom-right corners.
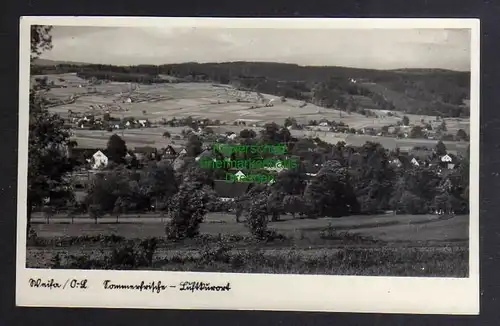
[28, 74, 470, 276]
[27, 212, 469, 277]
[38, 73, 470, 153]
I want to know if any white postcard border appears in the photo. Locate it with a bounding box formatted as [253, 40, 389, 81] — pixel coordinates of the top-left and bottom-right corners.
[16, 16, 480, 314]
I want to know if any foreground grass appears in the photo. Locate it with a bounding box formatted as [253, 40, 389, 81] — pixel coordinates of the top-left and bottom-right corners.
[153, 247, 468, 277]
[26, 232, 469, 277]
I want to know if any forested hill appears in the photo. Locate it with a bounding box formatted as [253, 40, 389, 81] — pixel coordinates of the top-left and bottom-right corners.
[32, 60, 470, 118]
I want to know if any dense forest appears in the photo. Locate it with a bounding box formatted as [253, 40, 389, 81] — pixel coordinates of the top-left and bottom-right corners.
[32, 60, 470, 118]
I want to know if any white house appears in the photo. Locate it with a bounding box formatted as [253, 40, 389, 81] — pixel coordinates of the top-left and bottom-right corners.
[441, 154, 452, 162]
[125, 97, 132, 103]
[319, 121, 329, 127]
[440, 154, 455, 169]
[227, 133, 237, 140]
[91, 150, 108, 170]
[411, 157, 420, 166]
[138, 119, 147, 127]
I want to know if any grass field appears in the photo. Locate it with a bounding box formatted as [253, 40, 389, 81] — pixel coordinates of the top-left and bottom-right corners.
[31, 212, 469, 241]
[38, 73, 469, 152]
[27, 213, 469, 276]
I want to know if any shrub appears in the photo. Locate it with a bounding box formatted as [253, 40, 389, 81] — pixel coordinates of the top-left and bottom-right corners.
[64, 238, 159, 270]
[165, 182, 213, 240]
[245, 195, 269, 240]
[199, 235, 233, 264]
[28, 234, 126, 248]
[320, 223, 336, 239]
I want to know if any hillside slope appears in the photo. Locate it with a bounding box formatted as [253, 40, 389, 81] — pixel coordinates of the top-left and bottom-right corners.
[31, 61, 471, 117]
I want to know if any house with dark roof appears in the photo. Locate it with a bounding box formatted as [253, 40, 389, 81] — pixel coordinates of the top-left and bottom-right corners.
[388, 156, 403, 168]
[408, 149, 433, 167]
[162, 145, 177, 158]
[68, 147, 101, 164]
[134, 146, 158, 161]
[213, 180, 252, 202]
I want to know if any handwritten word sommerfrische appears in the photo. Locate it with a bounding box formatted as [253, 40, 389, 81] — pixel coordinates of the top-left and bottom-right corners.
[214, 144, 287, 155]
[103, 280, 173, 294]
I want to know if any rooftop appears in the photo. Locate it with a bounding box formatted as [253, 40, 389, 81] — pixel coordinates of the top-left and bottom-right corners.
[213, 180, 252, 199]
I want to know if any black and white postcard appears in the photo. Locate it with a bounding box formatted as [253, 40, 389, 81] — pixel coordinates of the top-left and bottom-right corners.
[17, 16, 480, 314]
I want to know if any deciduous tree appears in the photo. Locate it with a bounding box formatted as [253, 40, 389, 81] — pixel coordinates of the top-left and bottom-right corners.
[106, 134, 127, 164]
[435, 140, 447, 156]
[28, 25, 76, 234]
[186, 134, 203, 157]
[165, 181, 216, 239]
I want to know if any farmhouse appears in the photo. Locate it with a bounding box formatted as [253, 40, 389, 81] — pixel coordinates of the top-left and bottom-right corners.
[213, 180, 252, 202]
[439, 154, 458, 170]
[134, 146, 158, 161]
[91, 150, 108, 170]
[410, 157, 420, 166]
[162, 145, 177, 157]
[407, 148, 433, 167]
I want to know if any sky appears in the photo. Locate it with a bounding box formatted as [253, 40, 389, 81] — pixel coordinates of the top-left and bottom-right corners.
[39, 26, 472, 71]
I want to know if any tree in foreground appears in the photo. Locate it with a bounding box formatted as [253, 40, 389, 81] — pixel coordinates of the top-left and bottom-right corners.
[245, 194, 270, 240]
[282, 195, 306, 219]
[28, 92, 76, 232]
[31, 25, 53, 62]
[165, 181, 216, 239]
[304, 160, 359, 218]
[28, 24, 76, 234]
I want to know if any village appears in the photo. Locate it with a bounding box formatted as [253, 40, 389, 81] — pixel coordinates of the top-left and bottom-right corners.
[65, 113, 466, 212]
[24, 23, 474, 281]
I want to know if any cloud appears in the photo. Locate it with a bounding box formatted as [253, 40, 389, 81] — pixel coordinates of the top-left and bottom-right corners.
[42, 26, 471, 71]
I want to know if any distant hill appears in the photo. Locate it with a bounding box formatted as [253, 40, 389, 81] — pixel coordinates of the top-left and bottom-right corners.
[31, 61, 470, 117]
[32, 58, 89, 66]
